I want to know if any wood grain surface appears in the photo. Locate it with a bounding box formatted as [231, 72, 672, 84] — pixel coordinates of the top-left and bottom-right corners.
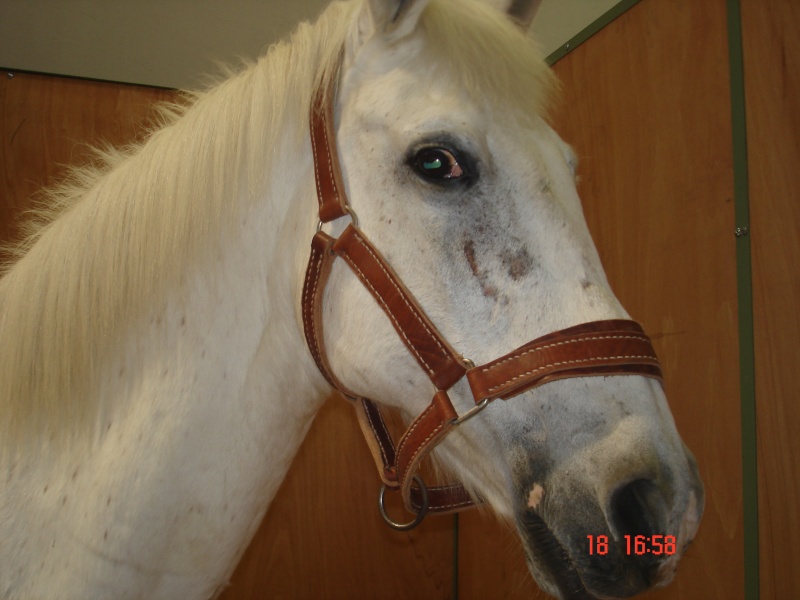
[741, 1, 800, 598]
[0, 72, 176, 259]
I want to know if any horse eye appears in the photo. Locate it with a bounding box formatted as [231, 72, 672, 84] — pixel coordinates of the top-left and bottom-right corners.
[412, 147, 464, 181]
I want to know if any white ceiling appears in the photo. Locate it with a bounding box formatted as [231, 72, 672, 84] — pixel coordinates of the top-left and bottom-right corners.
[0, 0, 623, 89]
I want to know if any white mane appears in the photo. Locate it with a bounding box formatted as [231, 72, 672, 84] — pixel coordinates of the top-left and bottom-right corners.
[0, 2, 358, 451]
[0, 0, 554, 452]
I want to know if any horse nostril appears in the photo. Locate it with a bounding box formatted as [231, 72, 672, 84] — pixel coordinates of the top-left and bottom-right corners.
[608, 479, 668, 541]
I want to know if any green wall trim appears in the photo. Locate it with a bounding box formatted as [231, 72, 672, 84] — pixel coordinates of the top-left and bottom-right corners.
[546, 0, 644, 65]
[727, 0, 760, 598]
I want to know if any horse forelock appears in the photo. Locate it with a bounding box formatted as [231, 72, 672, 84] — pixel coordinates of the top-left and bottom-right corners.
[421, 0, 557, 120]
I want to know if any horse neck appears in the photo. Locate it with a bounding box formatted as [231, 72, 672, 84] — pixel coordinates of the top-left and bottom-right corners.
[88, 137, 331, 496]
[1, 114, 331, 599]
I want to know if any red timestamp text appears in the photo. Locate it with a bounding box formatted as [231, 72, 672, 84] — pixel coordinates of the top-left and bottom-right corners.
[587, 534, 677, 556]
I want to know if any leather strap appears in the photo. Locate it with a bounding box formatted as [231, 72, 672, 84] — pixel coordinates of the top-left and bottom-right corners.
[302, 225, 476, 514]
[334, 224, 468, 391]
[310, 68, 350, 223]
[354, 397, 475, 514]
[394, 391, 476, 514]
[353, 397, 397, 485]
[302, 230, 358, 398]
[467, 320, 662, 402]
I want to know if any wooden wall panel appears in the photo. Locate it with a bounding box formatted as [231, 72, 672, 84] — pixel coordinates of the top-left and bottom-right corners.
[741, 1, 800, 598]
[0, 72, 176, 259]
[459, 1, 744, 598]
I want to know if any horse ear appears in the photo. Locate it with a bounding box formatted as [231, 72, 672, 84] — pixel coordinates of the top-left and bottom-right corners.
[484, 0, 543, 30]
[358, 0, 433, 45]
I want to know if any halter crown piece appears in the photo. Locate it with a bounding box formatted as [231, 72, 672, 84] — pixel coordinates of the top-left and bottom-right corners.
[302, 61, 663, 530]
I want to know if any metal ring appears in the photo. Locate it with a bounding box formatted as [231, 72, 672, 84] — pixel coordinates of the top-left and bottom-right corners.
[316, 206, 359, 233]
[344, 205, 359, 228]
[378, 475, 429, 531]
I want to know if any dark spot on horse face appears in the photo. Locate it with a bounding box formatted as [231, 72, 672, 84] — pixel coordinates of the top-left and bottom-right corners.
[463, 239, 479, 277]
[502, 246, 533, 281]
[463, 238, 498, 298]
[483, 283, 499, 298]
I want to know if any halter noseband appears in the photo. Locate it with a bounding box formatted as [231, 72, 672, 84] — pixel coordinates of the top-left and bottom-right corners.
[302, 67, 663, 530]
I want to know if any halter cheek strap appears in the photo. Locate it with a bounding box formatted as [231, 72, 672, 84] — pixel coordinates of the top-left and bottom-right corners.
[303, 67, 663, 530]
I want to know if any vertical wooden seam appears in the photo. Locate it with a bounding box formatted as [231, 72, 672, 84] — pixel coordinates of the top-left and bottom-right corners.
[727, 0, 759, 598]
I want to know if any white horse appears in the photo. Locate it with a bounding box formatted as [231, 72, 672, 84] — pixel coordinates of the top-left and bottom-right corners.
[0, 0, 703, 598]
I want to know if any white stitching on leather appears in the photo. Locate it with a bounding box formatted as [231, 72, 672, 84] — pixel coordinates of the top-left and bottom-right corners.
[486, 353, 658, 394]
[318, 103, 340, 206]
[350, 230, 450, 360]
[397, 402, 443, 478]
[302, 243, 325, 370]
[478, 334, 650, 373]
[339, 230, 456, 378]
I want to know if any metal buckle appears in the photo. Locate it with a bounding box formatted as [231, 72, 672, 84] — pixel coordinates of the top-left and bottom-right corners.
[448, 356, 489, 426]
[316, 205, 359, 232]
[378, 475, 429, 531]
[449, 397, 490, 427]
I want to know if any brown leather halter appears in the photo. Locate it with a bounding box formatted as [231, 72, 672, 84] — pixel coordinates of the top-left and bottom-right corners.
[302, 67, 663, 530]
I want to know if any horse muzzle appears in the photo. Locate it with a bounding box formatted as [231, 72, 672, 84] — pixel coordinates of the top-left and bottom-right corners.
[514, 445, 703, 600]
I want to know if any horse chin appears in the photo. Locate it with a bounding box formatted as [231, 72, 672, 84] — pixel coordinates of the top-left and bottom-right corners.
[516, 507, 669, 600]
[517, 509, 599, 600]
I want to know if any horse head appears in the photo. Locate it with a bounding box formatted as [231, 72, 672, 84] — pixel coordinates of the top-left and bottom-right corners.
[311, 0, 704, 597]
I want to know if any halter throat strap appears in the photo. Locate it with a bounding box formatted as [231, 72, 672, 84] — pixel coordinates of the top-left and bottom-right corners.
[302, 68, 663, 529]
